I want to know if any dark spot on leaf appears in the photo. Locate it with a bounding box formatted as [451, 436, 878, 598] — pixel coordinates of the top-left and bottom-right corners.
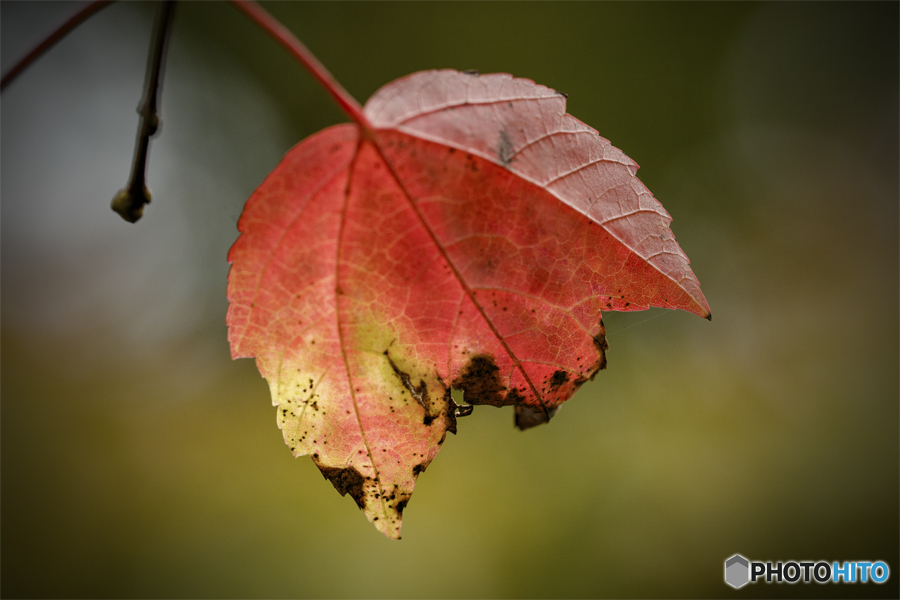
[548, 370, 569, 390]
[463, 69, 479, 76]
[505, 388, 526, 406]
[395, 498, 409, 515]
[316, 464, 366, 510]
[412, 463, 427, 476]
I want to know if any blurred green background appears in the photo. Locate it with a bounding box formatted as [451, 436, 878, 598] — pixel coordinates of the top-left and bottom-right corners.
[2, 1, 897, 598]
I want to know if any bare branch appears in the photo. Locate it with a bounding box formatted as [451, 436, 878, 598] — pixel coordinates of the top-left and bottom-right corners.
[111, 0, 177, 223]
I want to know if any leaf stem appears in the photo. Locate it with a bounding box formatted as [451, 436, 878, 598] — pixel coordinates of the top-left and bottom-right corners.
[0, 0, 114, 92]
[111, 0, 176, 223]
[229, 1, 374, 137]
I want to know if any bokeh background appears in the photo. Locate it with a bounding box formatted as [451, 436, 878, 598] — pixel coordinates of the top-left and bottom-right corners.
[2, 2, 897, 598]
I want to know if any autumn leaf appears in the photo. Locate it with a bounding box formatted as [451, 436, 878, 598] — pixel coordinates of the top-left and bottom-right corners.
[226, 68, 710, 539]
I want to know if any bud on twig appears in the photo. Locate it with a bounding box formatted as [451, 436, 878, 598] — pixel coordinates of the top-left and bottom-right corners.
[112, 0, 176, 223]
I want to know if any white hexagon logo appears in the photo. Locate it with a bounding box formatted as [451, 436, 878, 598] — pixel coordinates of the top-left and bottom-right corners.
[725, 554, 750, 589]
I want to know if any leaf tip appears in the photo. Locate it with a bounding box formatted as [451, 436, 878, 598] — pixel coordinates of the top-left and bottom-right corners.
[371, 510, 404, 540]
[514, 405, 558, 430]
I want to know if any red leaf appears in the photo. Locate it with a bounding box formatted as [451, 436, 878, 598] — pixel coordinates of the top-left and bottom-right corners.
[227, 70, 709, 539]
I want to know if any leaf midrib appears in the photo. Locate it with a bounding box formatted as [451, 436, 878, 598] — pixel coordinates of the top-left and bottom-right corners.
[359, 133, 552, 420]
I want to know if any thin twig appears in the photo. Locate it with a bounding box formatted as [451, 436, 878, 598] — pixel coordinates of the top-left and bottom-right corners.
[0, 0, 114, 92]
[229, 0, 374, 137]
[111, 0, 177, 223]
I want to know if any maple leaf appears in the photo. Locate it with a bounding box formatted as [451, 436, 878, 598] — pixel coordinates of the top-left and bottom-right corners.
[227, 68, 710, 539]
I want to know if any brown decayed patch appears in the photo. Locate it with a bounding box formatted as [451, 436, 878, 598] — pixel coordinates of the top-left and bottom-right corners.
[591, 320, 609, 376]
[316, 464, 366, 509]
[453, 355, 558, 429]
[451, 354, 507, 406]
